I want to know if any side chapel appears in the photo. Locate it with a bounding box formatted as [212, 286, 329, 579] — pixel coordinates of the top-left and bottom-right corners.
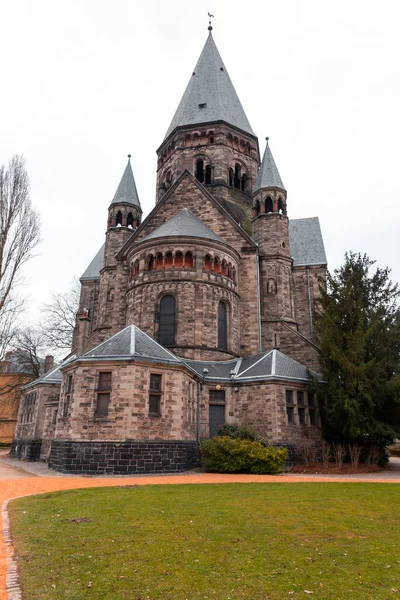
[12, 26, 327, 473]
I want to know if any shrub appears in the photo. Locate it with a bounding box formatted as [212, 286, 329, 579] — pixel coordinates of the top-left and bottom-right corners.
[201, 436, 288, 474]
[217, 423, 258, 442]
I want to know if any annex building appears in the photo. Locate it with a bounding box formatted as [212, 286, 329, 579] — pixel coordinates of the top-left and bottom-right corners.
[12, 27, 326, 474]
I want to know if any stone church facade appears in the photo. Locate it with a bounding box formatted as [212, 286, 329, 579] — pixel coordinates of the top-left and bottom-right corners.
[12, 28, 327, 473]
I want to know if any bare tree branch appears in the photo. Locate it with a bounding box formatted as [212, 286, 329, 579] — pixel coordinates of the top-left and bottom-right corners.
[39, 277, 80, 353]
[0, 155, 40, 359]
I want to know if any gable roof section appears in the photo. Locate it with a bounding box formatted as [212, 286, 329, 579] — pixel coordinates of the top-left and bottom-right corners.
[111, 157, 141, 208]
[185, 349, 321, 383]
[141, 208, 224, 244]
[22, 364, 63, 390]
[80, 244, 105, 281]
[82, 325, 182, 364]
[289, 217, 327, 266]
[117, 170, 256, 259]
[164, 32, 255, 140]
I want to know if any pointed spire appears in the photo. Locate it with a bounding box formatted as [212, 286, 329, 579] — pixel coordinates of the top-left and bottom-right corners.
[254, 138, 286, 192]
[164, 32, 254, 140]
[111, 155, 141, 207]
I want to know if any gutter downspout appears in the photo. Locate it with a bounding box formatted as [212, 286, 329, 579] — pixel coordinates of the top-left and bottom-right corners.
[257, 254, 262, 352]
[307, 266, 313, 341]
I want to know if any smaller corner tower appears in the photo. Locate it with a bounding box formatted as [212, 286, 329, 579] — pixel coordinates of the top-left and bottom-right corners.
[105, 155, 142, 267]
[252, 139, 295, 349]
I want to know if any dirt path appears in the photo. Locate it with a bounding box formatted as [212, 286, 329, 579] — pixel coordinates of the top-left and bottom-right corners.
[1, 456, 400, 600]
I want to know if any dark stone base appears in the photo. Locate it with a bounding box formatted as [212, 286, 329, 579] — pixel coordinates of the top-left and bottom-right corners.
[274, 443, 302, 466]
[10, 439, 42, 461]
[49, 440, 199, 475]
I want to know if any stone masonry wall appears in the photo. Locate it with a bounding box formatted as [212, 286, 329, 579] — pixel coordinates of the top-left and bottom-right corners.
[55, 361, 198, 442]
[13, 383, 61, 443]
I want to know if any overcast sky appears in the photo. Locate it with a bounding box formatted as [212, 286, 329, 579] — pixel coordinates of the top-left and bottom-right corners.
[1, 0, 399, 322]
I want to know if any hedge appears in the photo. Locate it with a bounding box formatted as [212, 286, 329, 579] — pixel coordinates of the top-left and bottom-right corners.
[201, 436, 288, 474]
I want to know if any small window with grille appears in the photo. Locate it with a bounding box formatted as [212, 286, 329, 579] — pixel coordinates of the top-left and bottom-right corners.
[95, 372, 112, 417]
[286, 390, 295, 424]
[149, 374, 162, 416]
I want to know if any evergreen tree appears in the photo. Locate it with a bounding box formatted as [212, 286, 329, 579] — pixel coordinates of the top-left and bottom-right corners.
[314, 252, 400, 447]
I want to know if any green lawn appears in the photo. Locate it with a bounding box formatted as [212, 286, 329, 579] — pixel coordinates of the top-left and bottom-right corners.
[10, 483, 400, 600]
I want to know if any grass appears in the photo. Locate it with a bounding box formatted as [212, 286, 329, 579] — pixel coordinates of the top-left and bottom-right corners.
[9, 483, 400, 600]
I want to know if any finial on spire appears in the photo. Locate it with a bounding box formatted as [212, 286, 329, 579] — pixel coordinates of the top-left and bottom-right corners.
[208, 12, 214, 31]
[128, 154, 131, 160]
[265, 137, 269, 142]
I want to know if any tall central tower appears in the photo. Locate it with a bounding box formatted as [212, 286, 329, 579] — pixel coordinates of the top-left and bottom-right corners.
[156, 27, 260, 229]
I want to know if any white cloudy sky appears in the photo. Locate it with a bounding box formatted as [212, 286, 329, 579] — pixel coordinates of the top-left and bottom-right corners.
[1, 0, 399, 322]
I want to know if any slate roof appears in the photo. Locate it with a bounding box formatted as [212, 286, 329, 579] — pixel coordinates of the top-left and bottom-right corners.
[289, 217, 327, 266]
[185, 349, 321, 383]
[254, 139, 286, 192]
[83, 325, 182, 364]
[22, 364, 63, 390]
[164, 32, 255, 140]
[111, 157, 141, 208]
[80, 244, 105, 281]
[141, 208, 224, 243]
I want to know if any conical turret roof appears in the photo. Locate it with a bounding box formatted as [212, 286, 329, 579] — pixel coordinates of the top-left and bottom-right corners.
[164, 31, 254, 140]
[111, 156, 141, 208]
[254, 139, 286, 192]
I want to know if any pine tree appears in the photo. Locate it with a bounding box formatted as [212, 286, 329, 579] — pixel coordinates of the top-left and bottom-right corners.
[314, 252, 400, 447]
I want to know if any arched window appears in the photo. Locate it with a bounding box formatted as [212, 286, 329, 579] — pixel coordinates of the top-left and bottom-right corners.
[127, 212, 134, 227]
[158, 295, 176, 346]
[229, 168, 234, 187]
[208, 131, 214, 144]
[205, 164, 212, 184]
[204, 254, 212, 271]
[214, 256, 220, 274]
[278, 198, 284, 214]
[241, 173, 247, 192]
[156, 253, 163, 270]
[175, 251, 183, 268]
[232, 268, 237, 283]
[195, 159, 204, 183]
[116, 211, 123, 226]
[184, 251, 194, 268]
[147, 254, 155, 271]
[218, 301, 228, 351]
[221, 260, 228, 276]
[165, 252, 173, 269]
[234, 164, 241, 189]
[265, 196, 273, 213]
[254, 199, 260, 215]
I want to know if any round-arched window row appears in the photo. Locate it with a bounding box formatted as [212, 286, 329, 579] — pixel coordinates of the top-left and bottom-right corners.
[203, 254, 236, 283]
[113, 210, 138, 228]
[226, 133, 252, 155]
[253, 195, 287, 216]
[228, 163, 249, 192]
[131, 251, 195, 278]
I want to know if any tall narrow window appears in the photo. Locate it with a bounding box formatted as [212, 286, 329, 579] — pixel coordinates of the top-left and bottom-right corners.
[116, 211, 123, 226]
[175, 251, 183, 268]
[195, 159, 204, 183]
[95, 371, 111, 416]
[149, 373, 162, 416]
[127, 212, 134, 227]
[241, 173, 247, 192]
[158, 295, 176, 346]
[234, 164, 241, 189]
[184, 251, 194, 268]
[218, 301, 228, 351]
[286, 390, 294, 424]
[205, 164, 212, 184]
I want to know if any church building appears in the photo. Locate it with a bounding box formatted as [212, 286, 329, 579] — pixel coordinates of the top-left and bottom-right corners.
[12, 26, 327, 474]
